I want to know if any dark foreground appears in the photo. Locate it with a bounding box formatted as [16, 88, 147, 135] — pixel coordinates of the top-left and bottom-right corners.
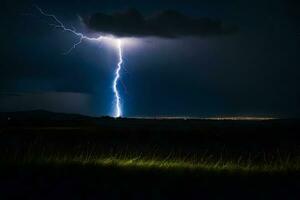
[0, 111, 299, 199]
[1, 163, 299, 199]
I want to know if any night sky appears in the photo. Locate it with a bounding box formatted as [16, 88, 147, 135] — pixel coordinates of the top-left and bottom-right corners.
[1, 0, 300, 117]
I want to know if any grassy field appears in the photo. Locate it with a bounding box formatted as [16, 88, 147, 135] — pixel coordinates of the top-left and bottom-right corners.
[1, 153, 300, 199]
[3, 150, 300, 173]
[0, 111, 299, 199]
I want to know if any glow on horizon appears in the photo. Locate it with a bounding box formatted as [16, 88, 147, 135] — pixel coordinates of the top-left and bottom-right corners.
[131, 116, 278, 121]
[36, 6, 124, 118]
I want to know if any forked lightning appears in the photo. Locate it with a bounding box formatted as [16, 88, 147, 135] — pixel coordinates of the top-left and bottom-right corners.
[36, 6, 123, 117]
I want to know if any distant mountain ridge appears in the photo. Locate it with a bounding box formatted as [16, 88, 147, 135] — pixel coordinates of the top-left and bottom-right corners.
[0, 110, 96, 121]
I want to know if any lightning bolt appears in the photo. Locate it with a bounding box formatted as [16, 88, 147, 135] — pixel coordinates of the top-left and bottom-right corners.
[113, 40, 123, 117]
[36, 6, 123, 118]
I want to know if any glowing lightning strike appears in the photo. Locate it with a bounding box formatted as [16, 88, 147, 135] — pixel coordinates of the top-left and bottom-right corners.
[113, 40, 123, 117]
[35, 6, 123, 117]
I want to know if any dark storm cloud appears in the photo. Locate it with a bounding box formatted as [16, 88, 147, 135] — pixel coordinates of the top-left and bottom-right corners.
[86, 9, 238, 38]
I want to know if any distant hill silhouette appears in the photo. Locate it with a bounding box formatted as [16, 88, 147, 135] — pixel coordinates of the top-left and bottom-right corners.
[0, 110, 99, 121]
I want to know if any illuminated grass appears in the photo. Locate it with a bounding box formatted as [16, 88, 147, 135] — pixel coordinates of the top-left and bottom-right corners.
[13, 152, 300, 174]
